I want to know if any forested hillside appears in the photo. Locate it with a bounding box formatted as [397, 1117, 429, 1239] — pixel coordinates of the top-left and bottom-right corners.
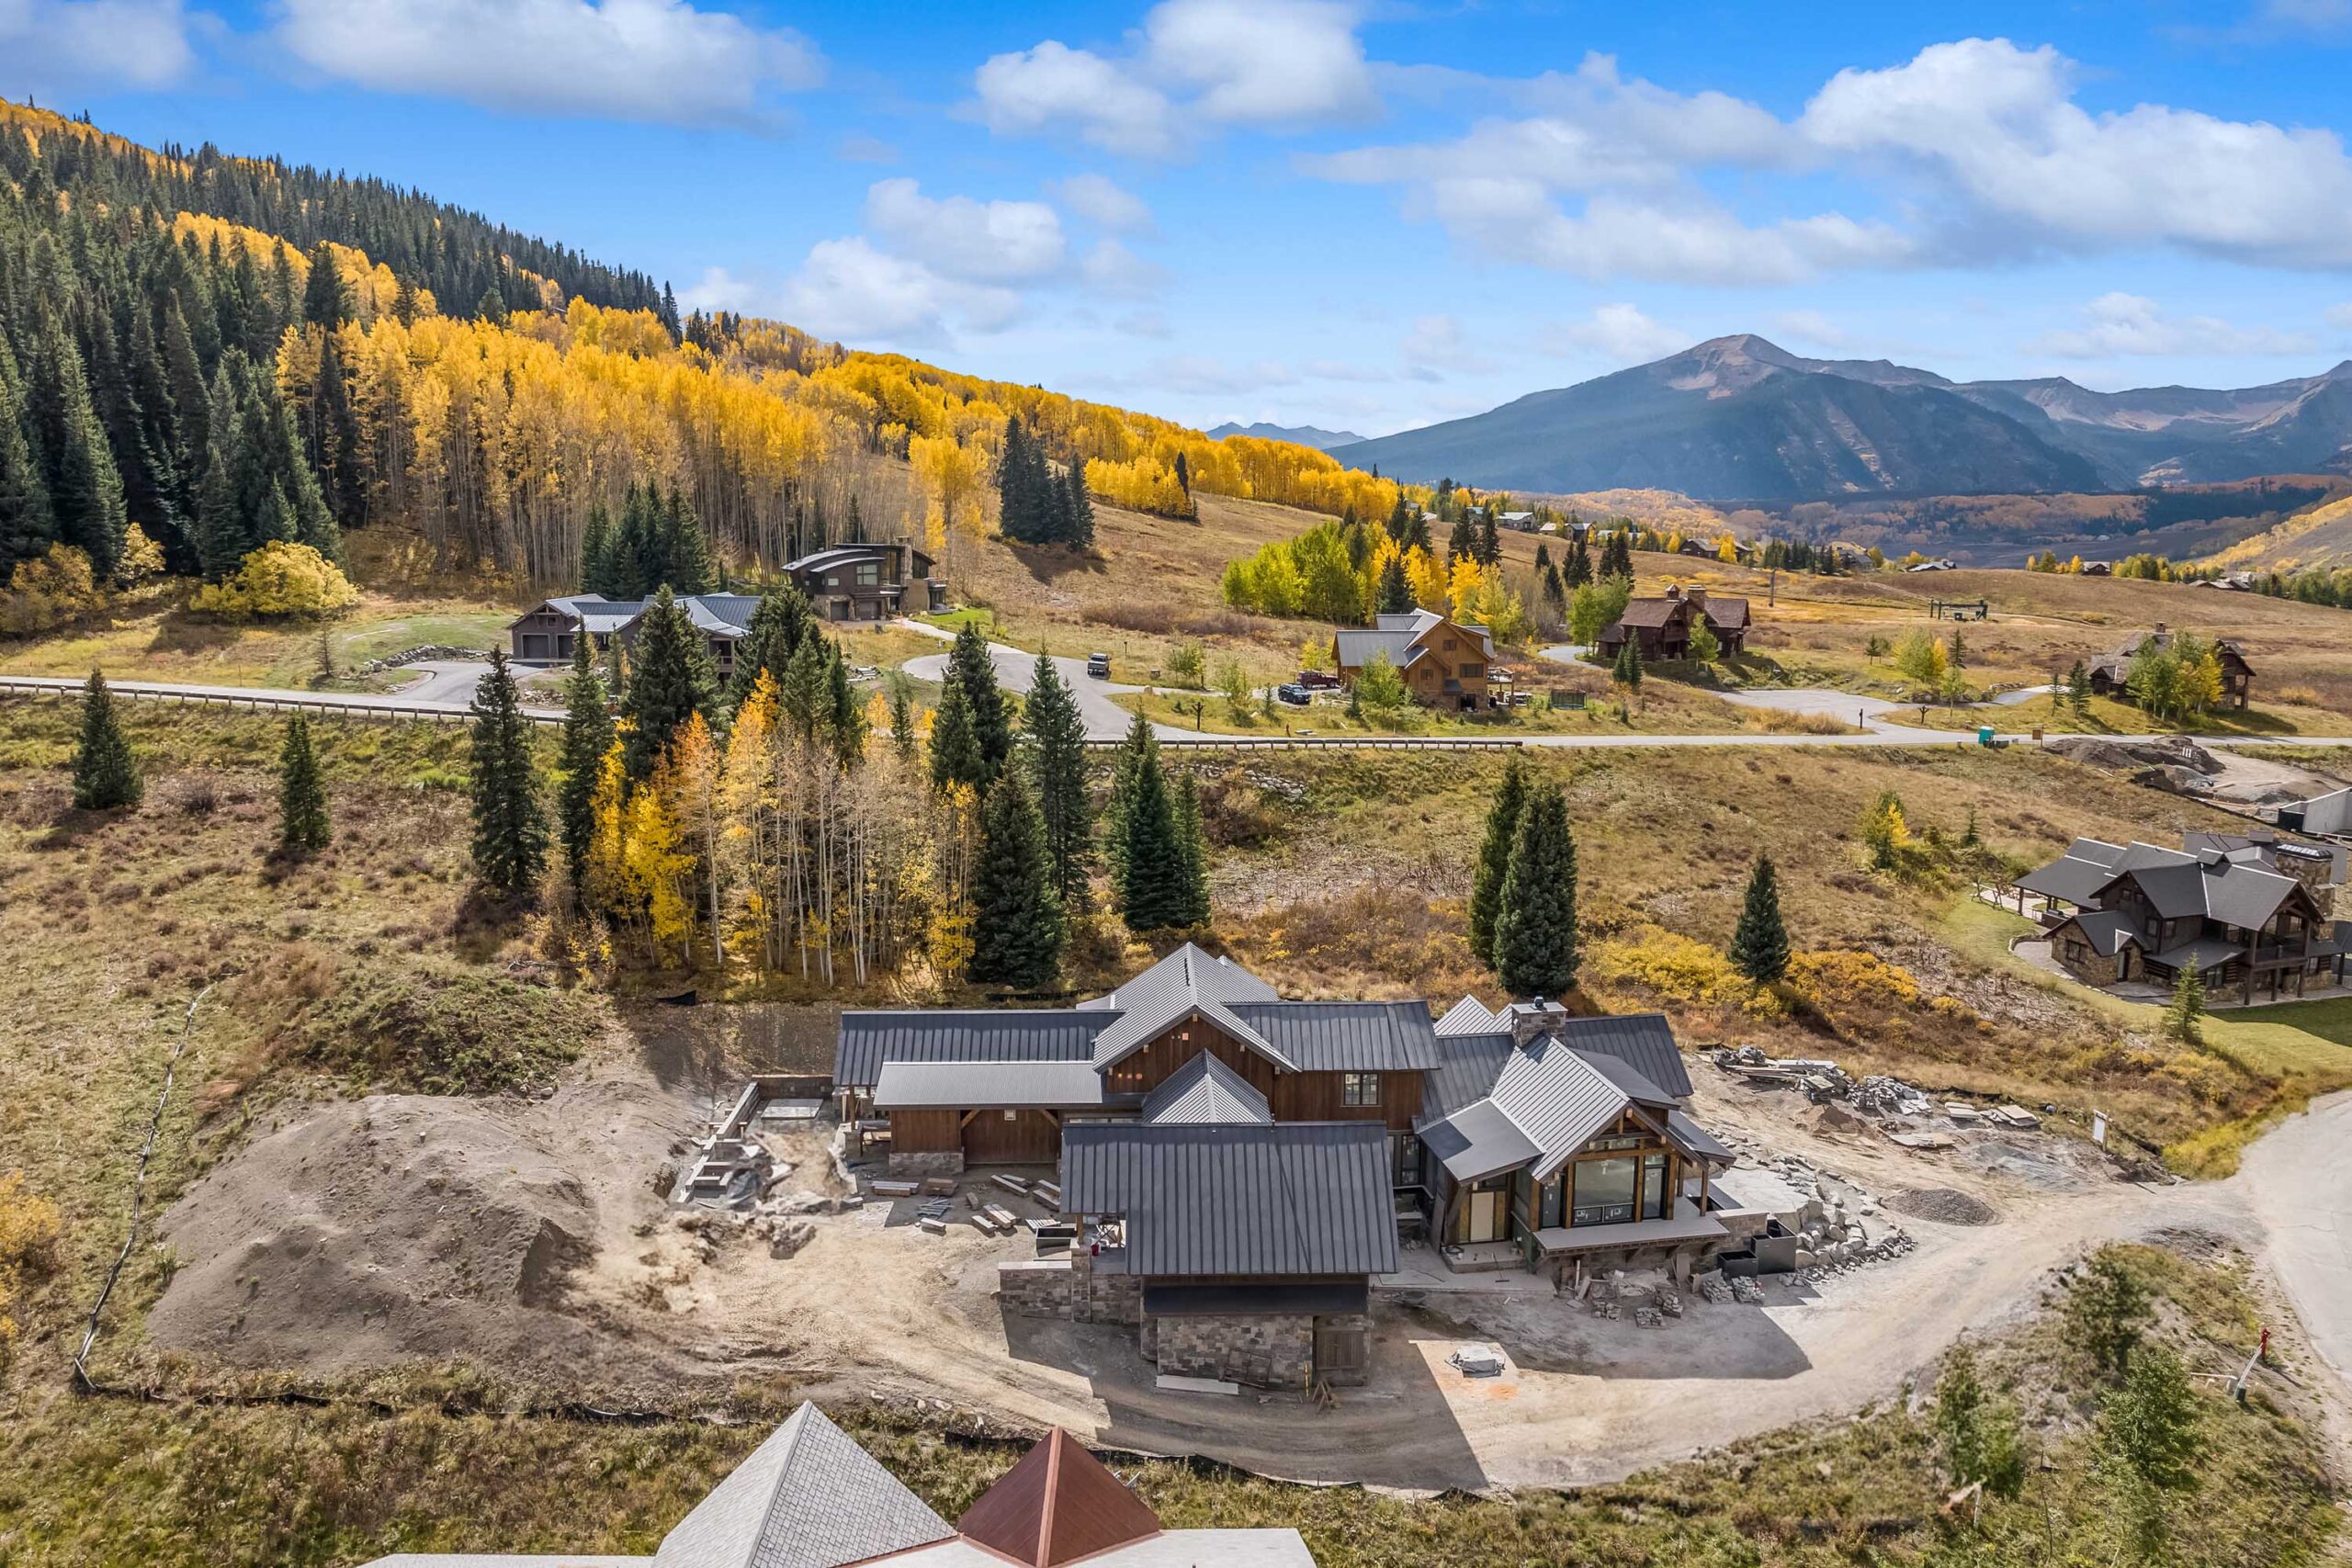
[0, 105, 1405, 598]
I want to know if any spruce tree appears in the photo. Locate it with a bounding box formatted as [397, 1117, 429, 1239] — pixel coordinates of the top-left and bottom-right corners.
[1729, 853, 1791, 984]
[947, 620, 1011, 783]
[2165, 964, 2204, 1045]
[0, 336, 54, 566]
[580, 502, 614, 593]
[71, 670, 141, 810]
[1467, 753, 1529, 966]
[277, 714, 330, 853]
[311, 335, 366, 526]
[660, 485, 715, 593]
[888, 677, 918, 764]
[27, 310, 129, 578]
[1493, 785, 1578, 997]
[1446, 513, 1477, 570]
[1171, 770, 1211, 929]
[468, 649, 548, 897]
[621, 586, 711, 779]
[729, 586, 813, 704]
[1613, 635, 1644, 694]
[1476, 508, 1500, 565]
[823, 642, 864, 762]
[556, 637, 614, 893]
[997, 418, 1036, 542]
[1376, 555, 1412, 614]
[1064, 465, 1094, 547]
[1024, 652, 1093, 909]
[1102, 711, 1157, 881]
[301, 243, 350, 330]
[928, 676, 988, 794]
[1566, 533, 1593, 588]
[967, 769, 1067, 988]
[1114, 755, 1189, 932]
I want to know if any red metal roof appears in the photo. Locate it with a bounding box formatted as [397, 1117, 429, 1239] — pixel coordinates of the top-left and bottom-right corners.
[955, 1428, 1162, 1567]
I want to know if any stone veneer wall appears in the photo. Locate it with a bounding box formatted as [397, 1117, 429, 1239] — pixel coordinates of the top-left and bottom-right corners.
[1153, 1314, 1313, 1390]
[994, 1257, 1142, 1326]
[887, 1150, 964, 1178]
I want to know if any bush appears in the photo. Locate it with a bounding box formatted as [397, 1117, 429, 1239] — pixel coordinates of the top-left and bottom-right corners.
[0, 1170, 62, 1365]
[1589, 926, 1755, 1010]
[0, 544, 105, 636]
[1787, 949, 1922, 1010]
[1352, 649, 1408, 711]
[188, 541, 360, 620]
[1163, 638, 1205, 689]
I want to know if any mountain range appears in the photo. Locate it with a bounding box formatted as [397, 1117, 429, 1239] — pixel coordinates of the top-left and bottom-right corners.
[1205, 420, 1366, 450]
[1329, 335, 2352, 502]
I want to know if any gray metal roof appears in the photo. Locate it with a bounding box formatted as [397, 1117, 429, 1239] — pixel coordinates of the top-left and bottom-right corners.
[2018, 850, 2127, 907]
[1433, 996, 1501, 1036]
[1086, 944, 1295, 1071]
[1332, 628, 1421, 670]
[1488, 1037, 1629, 1183]
[1419, 1032, 1514, 1123]
[2201, 862, 2302, 931]
[784, 544, 908, 573]
[651, 1402, 953, 1568]
[1421, 1095, 1542, 1182]
[1667, 1110, 1733, 1163]
[1059, 1122, 1399, 1278]
[1572, 1047, 1677, 1108]
[872, 1060, 1109, 1111]
[1140, 1052, 1272, 1125]
[1224, 1001, 1441, 1071]
[1552, 1012, 1692, 1099]
[834, 1010, 1113, 1089]
[2060, 909, 2143, 957]
[2147, 936, 2246, 972]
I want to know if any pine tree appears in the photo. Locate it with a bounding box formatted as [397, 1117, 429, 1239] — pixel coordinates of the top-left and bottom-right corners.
[277, 714, 330, 853]
[1171, 770, 1211, 928]
[301, 243, 349, 330]
[70, 669, 141, 810]
[997, 417, 1037, 542]
[1385, 494, 1412, 546]
[1493, 785, 1578, 997]
[0, 335, 54, 567]
[1064, 465, 1095, 547]
[1476, 508, 1500, 565]
[967, 769, 1067, 988]
[311, 334, 366, 526]
[1102, 711, 1157, 881]
[928, 676, 988, 794]
[1446, 513, 1477, 570]
[1376, 554, 1412, 614]
[26, 309, 129, 578]
[580, 502, 614, 593]
[823, 642, 864, 762]
[729, 586, 813, 704]
[1025, 652, 1093, 910]
[2164, 964, 2204, 1045]
[1172, 450, 1190, 496]
[468, 649, 548, 897]
[621, 586, 712, 780]
[556, 637, 614, 893]
[888, 677, 918, 764]
[1114, 756, 1190, 932]
[1468, 753, 1530, 966]
[659, 485, 715, 593]
[947, 620, 1011, 783]
[1613, 636, 1644, 693]
[1566, 533, 1593, 589]
[1729, 853, 1791, 984]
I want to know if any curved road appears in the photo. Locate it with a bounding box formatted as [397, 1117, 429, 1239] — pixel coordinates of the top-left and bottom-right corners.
[899, 635, 1190, 743]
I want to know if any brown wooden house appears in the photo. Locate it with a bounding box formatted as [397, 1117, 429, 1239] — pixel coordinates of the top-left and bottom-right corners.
[1329, 608, 1497, 711]
[783, 541, 942, 622]
[2086, 624, 2255, 708]
[1596, 583, 1749, 660]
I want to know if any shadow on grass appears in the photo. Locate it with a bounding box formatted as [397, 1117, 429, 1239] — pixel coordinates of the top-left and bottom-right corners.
[1005, 542, 1110, 588]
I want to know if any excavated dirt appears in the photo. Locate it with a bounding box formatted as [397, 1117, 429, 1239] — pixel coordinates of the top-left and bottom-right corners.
[1887, 1187, 2000, 1226]
[147, 1079, 703, 1390]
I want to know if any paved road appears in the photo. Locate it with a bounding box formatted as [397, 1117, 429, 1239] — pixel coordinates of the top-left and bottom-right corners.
[2238, 1091, 2352, 1388]
[900, 638, 1187, 742]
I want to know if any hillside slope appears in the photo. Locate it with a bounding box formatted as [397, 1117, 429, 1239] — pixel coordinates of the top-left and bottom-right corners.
[2199, 491, 2352, 571]
[1335, 333, 2352, 501]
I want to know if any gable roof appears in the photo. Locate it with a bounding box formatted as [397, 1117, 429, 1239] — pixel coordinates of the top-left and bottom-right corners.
[1422, 1036, 1626, 1184]
[1222, 1001, 1441, 1072]
[1432, 996, 1502, 1037]
[1140, 1052, 1272, 1125]
[2029, 835, 2321, 935]
[651, 1403, 953, 1568]
[1611, 596, 1690, 629]
[1552, 1012, 1692, 1099]
[953, 1429, 1162, 1568]
[1334, 610, 1496, 671]
[834, 1011, 1114, 1089]
[1084, 944, 1297, 1072]
[2052, 909, 2143, 958]
[1422, 1008, 1694, 1114]
[871, 1061, 1110, 1111]
[2017, 839, 2131, 906]
[1059, 1122, 1399, 1278]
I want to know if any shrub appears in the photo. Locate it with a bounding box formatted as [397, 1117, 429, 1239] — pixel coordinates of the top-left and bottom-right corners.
[188, 541, 361, 619]
[0, 1170, 62, 1365]
[1163, 638, 1205, 689]
[1352, 649, 1408, 711]
[293, 963, 597, 1095]
[1787, 949, 1922, 1010]
[0, 544, 105, 636]
[1589, 926, 1752, 1009]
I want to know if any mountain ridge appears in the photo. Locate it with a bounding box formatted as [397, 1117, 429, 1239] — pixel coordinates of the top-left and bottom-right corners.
[1204, 420, 1367, 450]
[1332, 335, 2352, 501]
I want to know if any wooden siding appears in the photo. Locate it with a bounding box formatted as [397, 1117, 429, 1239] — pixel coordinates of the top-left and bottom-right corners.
[963, 1107, 1062, 1164]
[890, 1108, 961, 1153]
[1104, 1016, 1421, 1130]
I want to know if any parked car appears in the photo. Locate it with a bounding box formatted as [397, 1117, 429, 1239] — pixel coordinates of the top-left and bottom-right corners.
[1275, 682, 1312, 705]
[1085, 652, 1111, 679]
[1297, 669, 1340, 690]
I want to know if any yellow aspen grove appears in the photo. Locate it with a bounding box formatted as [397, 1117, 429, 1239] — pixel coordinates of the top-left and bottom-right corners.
[624, 772, 695, 969]
[1447, 555, 1485, 621]
[1405, 545, 1447, 611]
[663, 713, 727, 974]
[909, 432, 986, 562]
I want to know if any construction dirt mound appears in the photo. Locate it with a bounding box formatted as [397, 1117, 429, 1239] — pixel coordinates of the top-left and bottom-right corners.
[147, 1080, 700, 1389]
[2042, 733, 2218, 779]
[1886, 1188, 2000, 1226]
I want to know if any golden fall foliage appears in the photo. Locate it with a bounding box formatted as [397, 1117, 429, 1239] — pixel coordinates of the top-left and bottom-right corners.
[187, 540, 361, 618]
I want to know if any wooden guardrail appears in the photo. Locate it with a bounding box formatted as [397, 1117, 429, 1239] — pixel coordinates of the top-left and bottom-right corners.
[1083, 735, 1523, 751]
[0, 676, 562, 727]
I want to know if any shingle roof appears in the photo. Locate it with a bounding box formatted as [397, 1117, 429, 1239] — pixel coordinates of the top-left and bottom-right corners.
[1223, 1001, 1440, 1071]
[2201, 861, 2302, 931]
[872, 1061, 1110, 1111]
[1139, 1052, 1271, 1125]
[2059, 910, 2143, 958]
[650, 1403, 953, 1568]
[1059, 1122, 1399, 1278]
[1611, 597, 1689, 629]
[834, 1011, 1113, 1089]
[2018, 840, 2132, 906]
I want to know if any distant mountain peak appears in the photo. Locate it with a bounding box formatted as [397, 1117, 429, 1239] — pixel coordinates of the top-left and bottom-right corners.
[1204, 420, 1367, 451]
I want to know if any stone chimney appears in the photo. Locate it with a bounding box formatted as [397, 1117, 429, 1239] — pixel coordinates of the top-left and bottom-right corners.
[1507, 998, 1568, 1048]
[1684, 585, 1708, 613]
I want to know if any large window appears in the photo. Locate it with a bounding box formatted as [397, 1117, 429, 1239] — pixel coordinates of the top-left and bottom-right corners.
[1341, 1071, 1381, 1107]
[1572, 1156, 1638, 1225]
[855, 561, 881, 587]
[1641, 1153, 1668, 1220]
[1392, 1133, 1423, 1190]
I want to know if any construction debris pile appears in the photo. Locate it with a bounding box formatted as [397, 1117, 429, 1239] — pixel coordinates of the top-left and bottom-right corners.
[865, 1169, 1075, 1252]
[1712, 1046, 2047, 1136]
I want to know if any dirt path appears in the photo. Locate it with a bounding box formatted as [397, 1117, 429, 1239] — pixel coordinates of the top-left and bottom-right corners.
[2239, 1091, 2352, 1389]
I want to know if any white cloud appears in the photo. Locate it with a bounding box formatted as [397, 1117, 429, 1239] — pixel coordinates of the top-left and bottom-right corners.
[2027, 293, 2312, 358]
[1125, 355, 1300, 395]
[1798, 38, 2352, 266]
[0, 0, 195, 93]
[687, 242, 1023, 345]
[863, 178, 1065, 285]
[2327, 302, 2352, 330]
[1050, 173, 1156, 234]
[972, 0, 1374, 157]
[1540, 303, 1688, 364]
[972, 39, 1177, 156]
[1421, 181, 1912, 285]
[273, 0, 823, 126]
[837, 131, 898, 164]
[1079, 238, 1167, 298]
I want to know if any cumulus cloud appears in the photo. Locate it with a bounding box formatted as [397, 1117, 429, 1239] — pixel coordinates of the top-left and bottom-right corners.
[0, 0, 196, 94]
[863, 178, 1066, 285]
[684, 242, 1023, 345]
[1050, 173, 1156, 234]
[1540, 303, 1688, 364]
[273, 0, 823, 126]
[1079, 237, 1168, 298]
[972, 0, 1374, 157]
[2027, 293, 2312, 358]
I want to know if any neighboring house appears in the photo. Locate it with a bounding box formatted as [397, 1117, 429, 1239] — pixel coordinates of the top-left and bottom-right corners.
[1595, 583, 1750, 661]
[1329, 608, 1498, 711]
[2078, 560, 2112, 576]
[2196, 572, 2256, 592]
[2085, 624, 2255, 709]
[837, 947, 1742, 1387]
[1497, 510, 1536, 531]
[1903, 558, 1957, 572]
[2015, 834, 2348, 1002]
[505, 592, 759, 677]
[2280, 786, 2352, 838]
[361, 1400, 1317, 1568]
[783, 541, 941, 621]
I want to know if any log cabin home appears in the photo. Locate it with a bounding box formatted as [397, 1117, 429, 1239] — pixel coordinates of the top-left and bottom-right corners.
[1595, 583, 1749, 661]
[1329, 608, 1497, 711]
[2085, 624, 2255, 709]
[2015, 833, 2349, 1003]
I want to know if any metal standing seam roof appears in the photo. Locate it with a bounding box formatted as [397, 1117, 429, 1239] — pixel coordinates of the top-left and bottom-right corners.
[1085, 945, 1296, 1072]
[783, 544, 909, 573]
[1223, 1001, 1441, 1071]
[1552, 1012, 1693, 1099]
[1487, 1039, 1632, 1183]
[872, 1061, 1110, 1111]
[1433, 996, 1502, 1036]
[1573, 1048, 1678, 1108]
[834, 1011, 1114, 1089]
[650, 1402, 954, 1568]
[1666, 1111, 1734, 1163]
[1139, 1052, 1272, 1125]
[1058, 1122, 1400, 1278]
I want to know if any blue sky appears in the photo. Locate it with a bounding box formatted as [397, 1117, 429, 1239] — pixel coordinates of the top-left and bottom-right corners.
[14, 1, 2352, 437]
